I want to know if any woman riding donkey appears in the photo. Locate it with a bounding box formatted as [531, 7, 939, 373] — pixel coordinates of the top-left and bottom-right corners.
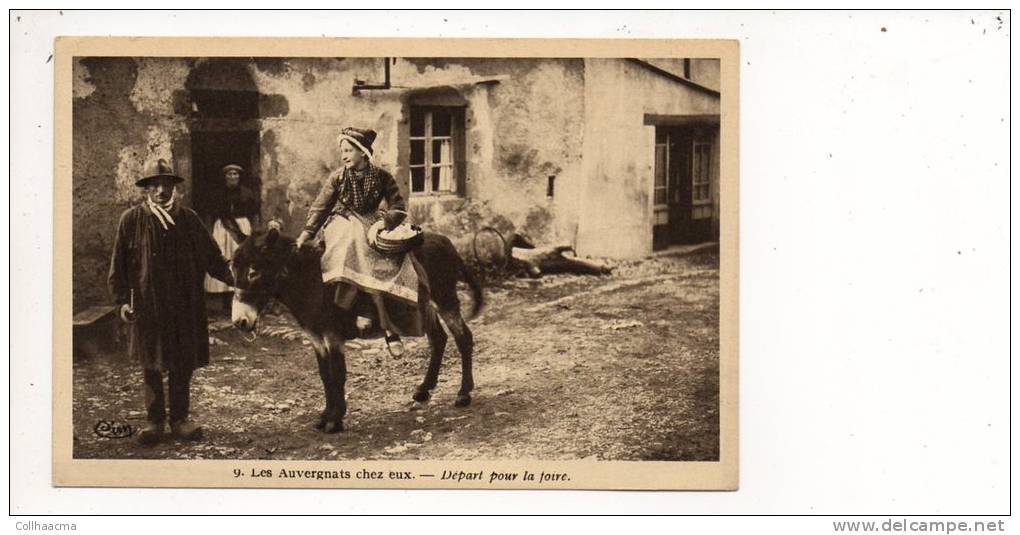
[294, 127, 422, 357]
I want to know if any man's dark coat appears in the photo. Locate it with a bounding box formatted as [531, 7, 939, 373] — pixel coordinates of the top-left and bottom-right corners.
[109, 203, 232, 373]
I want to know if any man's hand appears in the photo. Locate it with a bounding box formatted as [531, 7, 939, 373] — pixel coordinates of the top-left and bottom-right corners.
[295, 230, 314, 250]
[119, 303, 135, 323]
[223, 220, 246, 244]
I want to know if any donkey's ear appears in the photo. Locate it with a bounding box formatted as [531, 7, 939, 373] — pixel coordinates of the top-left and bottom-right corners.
[265, 227, 280, 246]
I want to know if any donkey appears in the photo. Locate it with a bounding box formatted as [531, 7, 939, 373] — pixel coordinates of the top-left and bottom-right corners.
[229, 227, 483, 433]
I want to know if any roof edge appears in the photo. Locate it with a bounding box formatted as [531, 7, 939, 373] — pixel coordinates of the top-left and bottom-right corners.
[625, 59, 721, 98]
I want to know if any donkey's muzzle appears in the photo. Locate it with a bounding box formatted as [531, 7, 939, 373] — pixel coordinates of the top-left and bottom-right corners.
[232, 298, 260, 332]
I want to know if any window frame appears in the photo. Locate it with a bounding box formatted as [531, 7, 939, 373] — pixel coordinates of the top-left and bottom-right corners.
[691, 140, 712, 205]
[408, 106, 464, 196]
[653, 134, 670, 208]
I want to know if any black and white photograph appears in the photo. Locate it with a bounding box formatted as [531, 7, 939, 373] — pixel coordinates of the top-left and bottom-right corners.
[57, 38, 738, 488]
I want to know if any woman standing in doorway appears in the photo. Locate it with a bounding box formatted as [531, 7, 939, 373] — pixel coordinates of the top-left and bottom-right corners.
[205, 164, 259, 310]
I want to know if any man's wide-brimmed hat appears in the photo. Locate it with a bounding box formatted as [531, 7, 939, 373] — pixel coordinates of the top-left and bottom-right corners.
[136, 159, 185, 187]
[222, 163, 244, 174]
[336, 127, 377, 157]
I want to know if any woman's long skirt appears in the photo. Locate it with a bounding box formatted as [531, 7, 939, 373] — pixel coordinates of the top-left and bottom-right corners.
[204, 217, 251, 293]
[321, 215, 424, 337]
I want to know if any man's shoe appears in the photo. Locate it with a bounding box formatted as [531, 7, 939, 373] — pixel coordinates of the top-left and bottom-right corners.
[135, 422, 164, 446]
[170, 420, 204, 441]
[385, 334, 405, 358]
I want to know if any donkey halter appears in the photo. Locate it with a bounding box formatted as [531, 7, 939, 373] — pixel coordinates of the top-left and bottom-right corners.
[234, 246, 297, 341]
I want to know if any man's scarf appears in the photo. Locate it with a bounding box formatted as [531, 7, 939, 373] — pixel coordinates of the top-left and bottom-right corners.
[146, 197, 176, 230]
[338, 164, 382, 214]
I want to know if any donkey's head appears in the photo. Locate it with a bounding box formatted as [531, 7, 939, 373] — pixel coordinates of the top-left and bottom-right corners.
[230, 227, 295, 332]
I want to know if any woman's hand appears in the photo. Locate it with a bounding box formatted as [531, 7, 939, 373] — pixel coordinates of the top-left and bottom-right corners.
[367, 220, 385, 246]
[377, 209, 405, 231]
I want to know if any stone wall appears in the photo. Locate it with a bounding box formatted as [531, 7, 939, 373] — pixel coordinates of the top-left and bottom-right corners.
[71, 57, 586, 309]
[72, 57, 190, 310]
[72, 55, 721, 308]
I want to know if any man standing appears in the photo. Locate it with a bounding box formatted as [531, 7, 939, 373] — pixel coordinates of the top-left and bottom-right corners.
[109, 159, 234, 445]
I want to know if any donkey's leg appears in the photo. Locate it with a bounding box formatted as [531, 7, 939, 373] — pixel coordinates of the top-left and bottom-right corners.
[437, 307, 475, 407]
[320, 331, 347, 433]
[308, 336, 333, 431]
[414, 309, 447, 403]
[314, 350, 332, 430]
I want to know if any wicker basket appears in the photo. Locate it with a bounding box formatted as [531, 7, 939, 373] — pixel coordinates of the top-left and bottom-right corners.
[343, 205, 422, 255]
[372, 223, 424, 255]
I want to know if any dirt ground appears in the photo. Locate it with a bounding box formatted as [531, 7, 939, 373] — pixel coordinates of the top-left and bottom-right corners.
[72, 248, 719, 461]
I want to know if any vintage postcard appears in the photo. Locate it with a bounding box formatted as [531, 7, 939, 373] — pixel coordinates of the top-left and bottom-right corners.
[54, 37, 739, 489]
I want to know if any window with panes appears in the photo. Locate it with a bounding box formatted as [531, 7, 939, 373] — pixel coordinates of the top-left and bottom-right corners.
[409, 107, 464, 195]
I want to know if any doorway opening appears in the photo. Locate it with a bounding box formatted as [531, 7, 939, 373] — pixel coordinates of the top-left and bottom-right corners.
[186, 59, 263, 224]
[190, 130, 261, 222]
[652, 123, 719, 250]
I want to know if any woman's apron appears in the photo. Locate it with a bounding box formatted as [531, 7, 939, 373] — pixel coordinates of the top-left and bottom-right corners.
[204, 217, 251, 293]
[320, 214, 423, 336]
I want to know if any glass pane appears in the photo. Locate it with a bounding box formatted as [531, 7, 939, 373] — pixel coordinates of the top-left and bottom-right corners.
[432, 139, 451, 164]
[692, 146, 703, 184]
[694, 143, 711, 184]
[654, 188, 667, 205]
[410, 140, 425, 165]
[654, 145, 667, 188]
[655, 128, 667, 143]
[431, 165, 441, 192]
[410, 110, 426, 137]
[410, 167, 425, 192]
[432, 111, 452, 137]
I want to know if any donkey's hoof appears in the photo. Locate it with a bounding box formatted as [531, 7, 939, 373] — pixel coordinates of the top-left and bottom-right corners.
[410, 400, 429, 412]
[454, 393, 472, 407]
[322, 420, 344, 434]
[412, 389, 431, 403]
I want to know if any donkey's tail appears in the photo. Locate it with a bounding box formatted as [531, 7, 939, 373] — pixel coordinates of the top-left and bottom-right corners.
[460, 260, 485, 321]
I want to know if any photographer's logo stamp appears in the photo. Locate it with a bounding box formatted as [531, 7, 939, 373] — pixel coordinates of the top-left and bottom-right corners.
[93, 420, 135, 439]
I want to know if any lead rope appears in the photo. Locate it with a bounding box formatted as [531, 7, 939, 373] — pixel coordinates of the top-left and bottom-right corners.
[241, 310, 259, 343]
